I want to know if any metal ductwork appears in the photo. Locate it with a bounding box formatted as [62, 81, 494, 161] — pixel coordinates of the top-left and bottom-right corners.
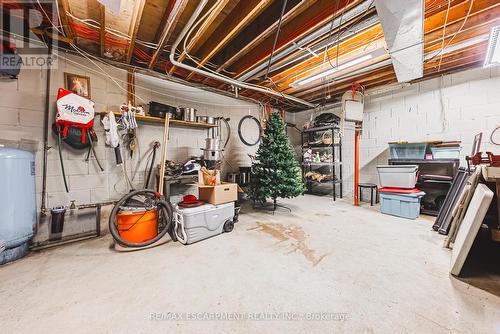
[374, 0, 424, 82]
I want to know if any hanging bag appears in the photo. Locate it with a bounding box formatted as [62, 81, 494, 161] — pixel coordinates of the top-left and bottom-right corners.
[54, 88, 103, 192]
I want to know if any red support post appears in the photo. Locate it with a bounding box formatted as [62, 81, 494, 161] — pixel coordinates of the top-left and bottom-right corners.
[354, 130, 360, 206]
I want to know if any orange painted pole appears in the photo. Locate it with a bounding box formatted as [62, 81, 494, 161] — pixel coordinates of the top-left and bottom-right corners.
[354, 130, 360, 206]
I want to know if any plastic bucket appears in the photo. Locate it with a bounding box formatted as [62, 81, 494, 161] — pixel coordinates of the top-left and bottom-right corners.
[376, 165, 418, 188]
[116, 207, 158, 243]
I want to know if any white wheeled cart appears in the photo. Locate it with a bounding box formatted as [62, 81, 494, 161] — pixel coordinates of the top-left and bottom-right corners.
[174, 202, 235, 245]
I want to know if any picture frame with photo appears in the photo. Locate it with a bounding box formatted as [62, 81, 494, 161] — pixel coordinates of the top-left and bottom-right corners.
[64, 72, 91, 99]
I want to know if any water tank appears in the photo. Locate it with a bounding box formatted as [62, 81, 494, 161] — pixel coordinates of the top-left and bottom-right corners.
[0, 146, 36, 264]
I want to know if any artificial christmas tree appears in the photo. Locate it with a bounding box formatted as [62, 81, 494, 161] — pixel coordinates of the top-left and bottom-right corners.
[248, 111, 306, 211]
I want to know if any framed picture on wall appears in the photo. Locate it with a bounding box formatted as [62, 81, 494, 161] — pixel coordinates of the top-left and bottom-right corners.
[64, 73, 91, 99]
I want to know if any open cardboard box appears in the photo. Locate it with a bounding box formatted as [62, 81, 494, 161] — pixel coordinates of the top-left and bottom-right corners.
[198, 170, 240, 205]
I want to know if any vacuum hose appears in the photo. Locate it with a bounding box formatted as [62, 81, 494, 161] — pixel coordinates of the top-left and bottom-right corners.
[108, 189, 174, 248]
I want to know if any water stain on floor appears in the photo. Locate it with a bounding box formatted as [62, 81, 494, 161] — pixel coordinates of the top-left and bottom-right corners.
[248, 222, 328, 266]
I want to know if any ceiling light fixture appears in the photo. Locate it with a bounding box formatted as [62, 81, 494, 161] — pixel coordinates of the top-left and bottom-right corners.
[484, 26, 500, 68]
[293, 54, 373, 86]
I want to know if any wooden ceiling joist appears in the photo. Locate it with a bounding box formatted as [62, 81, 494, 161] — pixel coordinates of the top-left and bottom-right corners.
[126, 0, 146, 64]
[168, 0, 232, 75]
[183, 0, 274, 81]
[57, 0, 75, 40]
[18, 0, 499, 108]
[99, 3, 106, 57]
[212, 0, 308, 74]
[424, 0, 498, 35]
[148, 0, 189, 69]
[229, 0, 358, 79]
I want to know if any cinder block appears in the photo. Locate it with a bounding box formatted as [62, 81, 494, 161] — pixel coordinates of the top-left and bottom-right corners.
[47, 189, 91, 208]
[0, 91, 44, 110]
[46, 158, 89, 176]
[0, 78, 19, 91]
[0, 107, 19, 125]
[451, 67, 490, 86]
[69, 174, 107, 190]
[19, 108, 45, 127]
[90, 187, 110, 203]
[46, 175, 71, 193]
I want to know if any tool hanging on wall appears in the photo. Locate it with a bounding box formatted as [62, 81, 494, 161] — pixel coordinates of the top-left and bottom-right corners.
[238, 115, 263, 147]
[53, 88, 102, 192]
[118, 102, 139, 158]
[144, 141, 160, 189]
[101, 111, 122, 165]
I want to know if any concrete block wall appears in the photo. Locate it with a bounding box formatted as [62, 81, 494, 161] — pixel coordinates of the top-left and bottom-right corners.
[291, 66, 500, 199]
[0, 53, 259, 211]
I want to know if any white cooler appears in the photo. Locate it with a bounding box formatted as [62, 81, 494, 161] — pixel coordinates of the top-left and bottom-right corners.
[174, 202, 235, 245]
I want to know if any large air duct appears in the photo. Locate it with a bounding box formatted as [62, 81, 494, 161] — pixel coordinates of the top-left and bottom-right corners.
[374, 0, 424, 82]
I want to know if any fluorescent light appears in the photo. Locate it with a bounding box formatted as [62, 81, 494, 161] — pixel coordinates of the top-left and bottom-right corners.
[293, 54, 373, 86]
[484, 26, 500, 68]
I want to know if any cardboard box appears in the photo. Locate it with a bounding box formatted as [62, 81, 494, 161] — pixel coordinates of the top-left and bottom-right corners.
[198, 182, 238, 205]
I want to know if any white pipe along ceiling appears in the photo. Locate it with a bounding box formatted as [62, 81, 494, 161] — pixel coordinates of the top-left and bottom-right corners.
[374, 0, 424, 82]
[169, 0, 316, 108]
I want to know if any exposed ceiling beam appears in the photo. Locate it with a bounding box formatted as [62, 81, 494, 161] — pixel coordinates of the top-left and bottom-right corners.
[425, 0, 498, 35]
[169, 0, 231, 75]
[184, 0, 274, 81]
[229, 0, 359, 79]
[424, 5, 500, 45]
[238, 0, 374, 82]
[266, 24, 385, 89]
[292, 60, 394, 98]
[148, 0, 188, 69]
[57, 0, 74, 40]
[305, 68, 396, 103]
[212, 0, 308, 75]
[99, 3, 106, 57]
[126, 0, 146, 64]
[31, 28, 73, 44]
[425, 0, 462, 18]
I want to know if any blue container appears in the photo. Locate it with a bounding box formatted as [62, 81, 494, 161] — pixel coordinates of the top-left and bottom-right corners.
[430, 146, 461, 159]
[389, 143, 428, 160]
[379, 192, 425, 220]
[0, 147, 36, 264]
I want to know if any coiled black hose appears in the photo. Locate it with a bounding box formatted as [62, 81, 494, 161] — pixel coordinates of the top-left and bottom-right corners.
[108, 189, 174, 248]
[238, 115, 262, 146]
[491, 126, 500, 146]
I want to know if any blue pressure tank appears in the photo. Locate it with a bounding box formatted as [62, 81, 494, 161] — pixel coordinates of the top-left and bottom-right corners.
[0, 146, 36, 264]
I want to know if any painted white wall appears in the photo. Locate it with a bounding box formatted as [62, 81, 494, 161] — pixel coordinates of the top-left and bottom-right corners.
[291, 66, 500, 199]
[0, 53, 259, 210]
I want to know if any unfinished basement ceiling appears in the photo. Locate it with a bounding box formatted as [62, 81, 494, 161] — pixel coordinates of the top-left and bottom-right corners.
[18, 0, 500, 108]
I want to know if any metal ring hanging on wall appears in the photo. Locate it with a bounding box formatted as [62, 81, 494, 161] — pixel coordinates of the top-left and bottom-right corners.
[238, 115, 262, 146]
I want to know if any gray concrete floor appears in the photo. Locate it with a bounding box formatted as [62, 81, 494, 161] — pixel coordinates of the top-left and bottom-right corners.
[1, 195, 500, 333]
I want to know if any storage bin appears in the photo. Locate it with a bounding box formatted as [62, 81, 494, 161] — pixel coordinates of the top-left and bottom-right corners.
[430, 146, 461, 159]
[389, 143, 428, 160]
[377, 165, 418, 189]
[379, 192, 425, 219]
[174, 202, 234, 244]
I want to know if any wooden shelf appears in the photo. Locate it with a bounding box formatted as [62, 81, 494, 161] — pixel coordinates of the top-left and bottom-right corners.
[100, 112, 216, 129]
